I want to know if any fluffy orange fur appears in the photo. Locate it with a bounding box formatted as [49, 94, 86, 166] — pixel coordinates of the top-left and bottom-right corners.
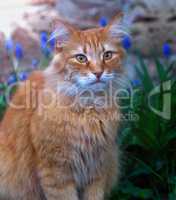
[0, 13, 126, 200]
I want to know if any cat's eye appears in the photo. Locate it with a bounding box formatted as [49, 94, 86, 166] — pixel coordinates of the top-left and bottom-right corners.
[75, 54, 88, 63]
[103, 51, 113, 61]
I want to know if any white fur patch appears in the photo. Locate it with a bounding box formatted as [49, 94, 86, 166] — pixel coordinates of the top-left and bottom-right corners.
[76, 73, 97, 87]
[101, 71, 114, 82]
[76, 72, 114, 88]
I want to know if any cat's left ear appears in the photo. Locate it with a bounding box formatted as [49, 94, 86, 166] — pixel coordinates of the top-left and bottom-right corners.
[49, 19, 77, 51]
[106, 12, 129, 40]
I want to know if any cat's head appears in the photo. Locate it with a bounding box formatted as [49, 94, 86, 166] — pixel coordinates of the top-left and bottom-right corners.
[46, 13, 128, 96]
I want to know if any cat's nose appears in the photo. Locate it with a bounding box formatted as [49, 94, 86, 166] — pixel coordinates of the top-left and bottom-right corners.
[93, 72, 103, 80]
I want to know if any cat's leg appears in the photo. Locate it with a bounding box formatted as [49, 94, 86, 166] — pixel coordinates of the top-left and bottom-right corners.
[39, 164, 78, 200]
[105, 147, 119, 195]
[42, 183, 78, 200]
[83, 168, 117, 200]
[83, 178, 106, 200]
[83, 147, 119, 200]
[106, 146, 120, 195]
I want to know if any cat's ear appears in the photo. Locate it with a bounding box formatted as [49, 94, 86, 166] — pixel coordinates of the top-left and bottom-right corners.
[49, 19, 76, 50]
[106, 12, 130, 40]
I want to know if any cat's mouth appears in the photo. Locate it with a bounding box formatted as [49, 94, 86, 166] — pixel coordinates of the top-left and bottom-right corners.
[73, 72, 115, 92]
[90, 79, 106, 84]
[84, 80, 108, 92]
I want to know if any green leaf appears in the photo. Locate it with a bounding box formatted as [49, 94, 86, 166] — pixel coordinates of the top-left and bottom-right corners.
[134, 64, 143, 80]
[169, 193, 176, 200]
[0, 94, 7, 108]
[0, 83, 6, 90]
[166, 61, 176, 75]
[135, 56, 154, 92]
[130, 155, 164, 182]
[120, 181, 153, 199]
[154, 59, 167, 81]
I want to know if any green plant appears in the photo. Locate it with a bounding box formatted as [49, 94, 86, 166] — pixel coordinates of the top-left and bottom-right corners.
[109, 57, 176, 200]
[0, 83, 8, 120]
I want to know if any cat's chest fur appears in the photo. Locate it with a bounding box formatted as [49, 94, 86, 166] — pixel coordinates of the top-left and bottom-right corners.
[71, 126, 109, 188]
[39, 106, 118, 188]
[68, 109, 117, 188]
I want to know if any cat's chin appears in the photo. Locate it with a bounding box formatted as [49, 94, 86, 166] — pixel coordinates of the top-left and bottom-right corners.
[81, 81, 108, 92]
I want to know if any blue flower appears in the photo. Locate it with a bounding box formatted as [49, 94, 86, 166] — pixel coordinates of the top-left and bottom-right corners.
[7, 74, 17, 85]
[132, 79, 141, 87]
[162, 43, 172, 58]
[5, 38, 13, 52]
[31, 59, 40, 69]
[15, 43, 24, 60]
[40, 31, 48, 49]
[122, 36, 132, 50]
[99, 17, 108, 27]
[18, 71, 28, 81]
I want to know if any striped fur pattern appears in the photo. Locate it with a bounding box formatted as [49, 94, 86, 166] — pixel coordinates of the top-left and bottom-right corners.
[0, 13, 126, 200]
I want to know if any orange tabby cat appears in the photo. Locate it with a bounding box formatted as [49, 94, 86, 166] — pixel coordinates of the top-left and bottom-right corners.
[0, 13, 126, 200]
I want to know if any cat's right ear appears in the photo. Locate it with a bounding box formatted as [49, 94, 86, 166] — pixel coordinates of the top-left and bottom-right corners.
[106, 12, 130, 41]
[49, 19, 76, 51]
